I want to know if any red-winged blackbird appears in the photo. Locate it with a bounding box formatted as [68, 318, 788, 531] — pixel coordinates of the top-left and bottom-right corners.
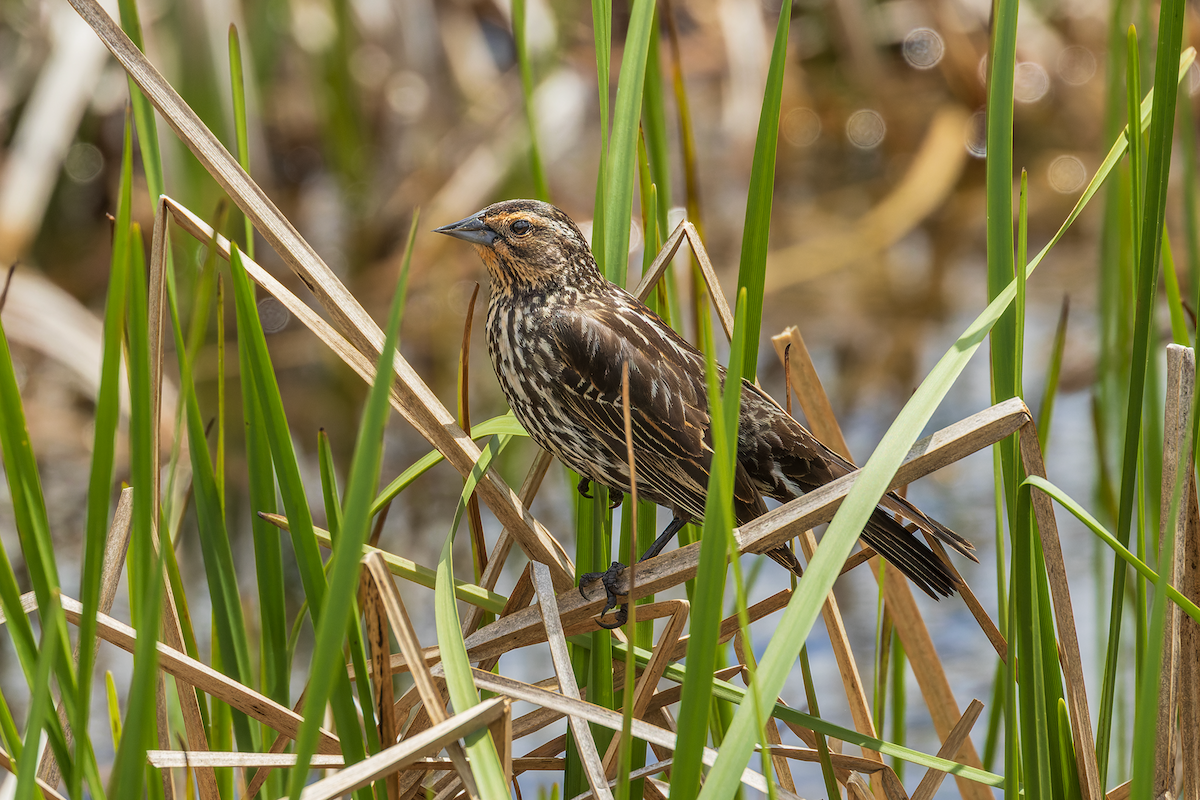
[436, 200, 975, 624]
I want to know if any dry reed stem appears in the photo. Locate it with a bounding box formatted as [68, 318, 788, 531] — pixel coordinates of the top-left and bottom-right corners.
[530, 561, 613, 800]
[731, 634, 798, 794]
[361, 554, 479, 798]
[0, 743, 70, 800]
[766, 747, 909, 799]
[150, 754, 562, 772]
[665, 589, 790, 664]
[7, 593, 341, 754]
[770, 696, 904, 796]
[359, 569, 404, 800]
[600, 599, 689, 775]
[1183, 468, 1200, 800]
[243, 691, 315, 800]
[874, 561, 990, 799]
[148, 753, 349, 769]
[796, 527, 884, 763]
[928, 539, 1008, 662]
[909, 698, 984, 800]
[147, 195, 218, 800]
[565, 758, 676, 800]
[1157, 344, 1194, 795]
[469, 669, 791, 797]
[295, 697, 510, 800]
[1018, 421, 1102, 800]
[768, 334, 881, 777]
[37, 486, 134, 788]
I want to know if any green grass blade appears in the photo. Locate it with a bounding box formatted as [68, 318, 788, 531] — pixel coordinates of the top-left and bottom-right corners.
[176, 287, 258, 753]
[77, 112, 133, 737]
[318, 429, 344, 541]
[1023, 475, 1200, 623]
[1162, 228, 1189, 344]
[299, 214, 422, 790]
[240, 303, 289, 718]
[435, 434, 514, 798]
[227, 246, 369, 797]
[228, 23, 254, 260]
[116, 0, 165, 201]
[1056, 699, 1083, 800]
[15, 618, 60, 800]
[108, 220, 164, 800]
[600, 0, 655, 287]
[1099, 0, 1186, 774]
[1037, 299, 1070, 450]
[590, 0, 611, 273]
[799, 646, 838, 799]
[285, 240, 407, 792]
[734, 0, 791, 382]
[277, 216, 406, 793]
[672, 291, 748, 800]
[512, 0, 549, 201]
[641, 21, 671, 234]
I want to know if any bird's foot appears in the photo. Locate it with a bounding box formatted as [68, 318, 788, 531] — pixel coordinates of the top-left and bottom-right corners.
[578, 562, 628, 629]
[608, 492, 623, 510]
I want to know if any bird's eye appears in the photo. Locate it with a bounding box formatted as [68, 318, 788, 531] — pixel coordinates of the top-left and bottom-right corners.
[511, 219, 532, 236]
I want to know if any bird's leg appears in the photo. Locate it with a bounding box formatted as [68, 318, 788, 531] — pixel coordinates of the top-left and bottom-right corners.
[579, 515, 690, 629]
[638, 515, 689, 561]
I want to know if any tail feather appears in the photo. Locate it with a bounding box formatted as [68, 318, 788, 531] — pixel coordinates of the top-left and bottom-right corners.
[861, 509, 959, 597]
[761, 511, 959, 599]
[882, 493, 977, 561]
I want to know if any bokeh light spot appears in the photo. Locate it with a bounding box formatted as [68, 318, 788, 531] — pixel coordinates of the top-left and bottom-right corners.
[1014, 62, 1051, 103]
[783, 108, 821, 147]
[65, 143, 104, 183]
[1048, 155, 1087, 193]
[1057, 46, 1096, 86]
[257, 297, 291, 334]
[846, 110, 886, 149]
[902, 28, 945, 69]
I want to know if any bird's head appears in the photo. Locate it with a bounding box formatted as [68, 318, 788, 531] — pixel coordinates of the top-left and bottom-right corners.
[434, 200, 603, 295]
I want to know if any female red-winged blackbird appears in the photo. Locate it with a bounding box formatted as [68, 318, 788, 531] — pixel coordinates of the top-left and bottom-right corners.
[436, 200, 974, 625]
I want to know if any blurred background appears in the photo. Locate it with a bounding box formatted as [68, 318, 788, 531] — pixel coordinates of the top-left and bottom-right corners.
[0, 0, 1189, 793]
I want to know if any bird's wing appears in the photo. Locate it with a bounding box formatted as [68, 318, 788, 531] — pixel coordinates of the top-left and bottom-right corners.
[551, 297, 716, 518]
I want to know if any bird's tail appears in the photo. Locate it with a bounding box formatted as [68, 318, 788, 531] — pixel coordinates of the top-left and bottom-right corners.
[861, 509, 960, 597]
[762, 514, 960, 599]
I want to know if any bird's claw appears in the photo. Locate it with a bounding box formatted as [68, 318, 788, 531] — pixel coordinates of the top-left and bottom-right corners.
[578, 562, 629, 629]
[577, 479, 623, 510]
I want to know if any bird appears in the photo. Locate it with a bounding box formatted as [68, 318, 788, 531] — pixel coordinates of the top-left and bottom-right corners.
[435, 199, 975, 627]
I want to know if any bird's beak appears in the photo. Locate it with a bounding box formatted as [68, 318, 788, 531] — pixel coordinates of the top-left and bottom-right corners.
[433, 212, 498, 246]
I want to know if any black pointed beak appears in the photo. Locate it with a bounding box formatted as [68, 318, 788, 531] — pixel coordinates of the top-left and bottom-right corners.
[434, 212, 498, 246]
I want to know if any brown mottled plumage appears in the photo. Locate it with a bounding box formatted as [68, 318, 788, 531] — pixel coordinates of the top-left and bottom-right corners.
[436, 200, 975, 621]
